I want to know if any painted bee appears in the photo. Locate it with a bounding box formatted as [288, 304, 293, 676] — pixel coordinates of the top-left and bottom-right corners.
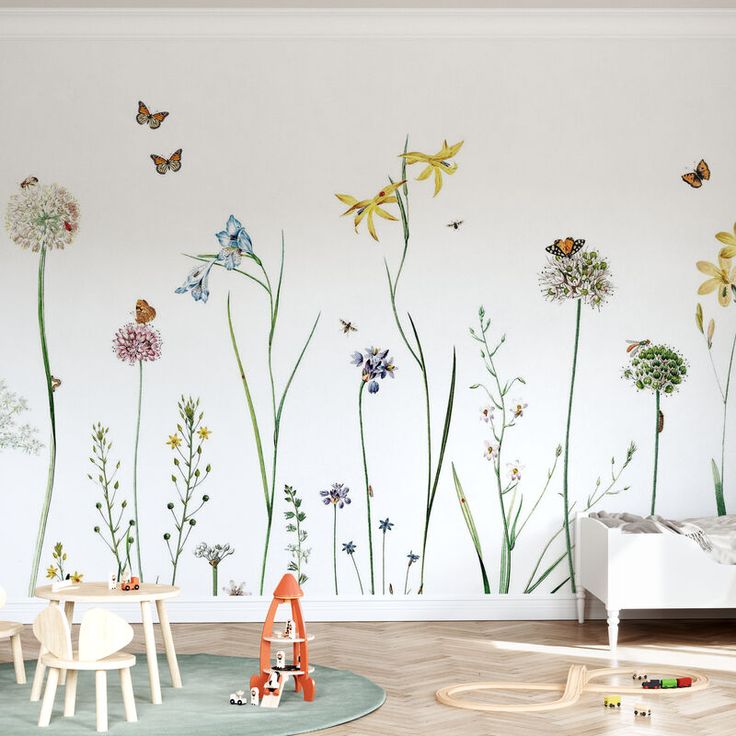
[340, 319, 357, 335]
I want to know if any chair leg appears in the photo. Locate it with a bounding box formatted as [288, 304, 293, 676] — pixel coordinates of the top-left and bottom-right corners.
[11, 634, 26, 684]
[96, 670, 108, 733]
[64, 669, 78, 717]
[38, 667, 59, 728]
[120, 667, 137, 723]
[31, 648, 47, 702]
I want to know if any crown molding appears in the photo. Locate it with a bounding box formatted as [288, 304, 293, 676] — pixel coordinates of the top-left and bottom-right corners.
[1, 8, 736, 39]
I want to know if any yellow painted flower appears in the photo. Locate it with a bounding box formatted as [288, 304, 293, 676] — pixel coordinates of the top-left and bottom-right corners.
[166, 434, 182, 449]
[716, 223, 736, 259]
[197, 426, 212, 440]
[70, 571, 84, 583]
[335, 181, 405, 242]
[697, 254, 736, 307]
[400, 139, 464, 196]
[46, 565, 58, 580]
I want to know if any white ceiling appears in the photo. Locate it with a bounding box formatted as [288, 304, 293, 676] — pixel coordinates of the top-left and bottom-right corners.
[2, 0, 736, 8]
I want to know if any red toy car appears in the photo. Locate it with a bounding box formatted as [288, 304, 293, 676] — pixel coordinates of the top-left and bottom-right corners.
[121, 576, 140, 591]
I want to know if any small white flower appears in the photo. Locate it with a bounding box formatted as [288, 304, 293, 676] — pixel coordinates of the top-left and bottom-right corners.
[479, 405, 494, 423]
[507, 461, 524, 481]
[483, 441, 498, 461]
[511, 399, 528, 419]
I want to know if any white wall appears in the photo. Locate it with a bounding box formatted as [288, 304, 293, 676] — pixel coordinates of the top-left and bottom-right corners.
[1, 12, 735, 614]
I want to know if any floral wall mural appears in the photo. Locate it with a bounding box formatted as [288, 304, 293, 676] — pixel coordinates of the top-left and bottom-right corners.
[1, 35, 735, 604]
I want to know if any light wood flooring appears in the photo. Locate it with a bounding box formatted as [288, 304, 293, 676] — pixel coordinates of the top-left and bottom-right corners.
[5, 619, 736, 735]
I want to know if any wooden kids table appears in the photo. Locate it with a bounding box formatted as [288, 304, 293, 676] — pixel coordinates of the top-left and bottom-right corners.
[32, 582, 181, 705]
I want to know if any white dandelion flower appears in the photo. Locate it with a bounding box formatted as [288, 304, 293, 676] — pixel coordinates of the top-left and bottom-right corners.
[5, 182, 80, 252]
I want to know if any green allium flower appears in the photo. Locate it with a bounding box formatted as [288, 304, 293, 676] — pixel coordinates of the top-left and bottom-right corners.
[539, 249, 613, 308]
[623, 344, 688, 395]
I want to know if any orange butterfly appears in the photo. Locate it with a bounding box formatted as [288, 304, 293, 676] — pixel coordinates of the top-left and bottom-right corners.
[135, 299, 157, 324]
[136, 100, 169, 130]
[682, 159, 710, 188]
[150, 149, 182, 175]
[546, 237, 584, 258]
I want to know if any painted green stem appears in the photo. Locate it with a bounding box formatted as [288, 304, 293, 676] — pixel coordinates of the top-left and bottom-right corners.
[651, 389, 661, 515]
[333, 506, 339, 596]
[562, 299, 582, 594]
[357, 381, 375, 594]
[133, 360, 144, 581]
[29, 246, 57, 597]
[716, 332, 736, 515]
[350, 554, 364, 594]
[382, 531, 387, 595]
[212, 563, 218, 597]
[226, 294, 270, 589]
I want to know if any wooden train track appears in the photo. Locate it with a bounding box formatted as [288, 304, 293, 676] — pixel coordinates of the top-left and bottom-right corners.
[435, 666, 709, 713]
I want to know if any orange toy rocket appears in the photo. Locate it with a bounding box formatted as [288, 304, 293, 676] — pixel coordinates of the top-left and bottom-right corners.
[250, 573, 316, 702]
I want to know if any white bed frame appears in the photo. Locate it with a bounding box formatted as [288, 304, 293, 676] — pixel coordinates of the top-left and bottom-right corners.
[575, 513, 736, 651]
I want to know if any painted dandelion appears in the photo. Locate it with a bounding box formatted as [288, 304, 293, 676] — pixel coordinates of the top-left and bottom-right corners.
[538, 245, 613, 593]
[0, 379, 42, 454]
[623, 344, 688, 514]
[113, 316, 162, 581]
[5, 180, 80, 595]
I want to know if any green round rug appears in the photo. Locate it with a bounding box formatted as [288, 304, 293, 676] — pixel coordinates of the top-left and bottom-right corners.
[0, 654, 385, 734]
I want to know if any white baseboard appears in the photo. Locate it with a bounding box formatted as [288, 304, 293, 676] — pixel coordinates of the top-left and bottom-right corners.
[5, 594, 736, 625]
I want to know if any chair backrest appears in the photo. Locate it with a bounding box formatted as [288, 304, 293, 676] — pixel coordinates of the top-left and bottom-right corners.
[0, 586, 6, 609]
[33, 606, 73, 660]
[78, 608, 133, 662]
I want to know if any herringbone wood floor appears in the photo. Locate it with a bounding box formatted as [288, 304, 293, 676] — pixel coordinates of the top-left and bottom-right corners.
[6, 619, 736, 735]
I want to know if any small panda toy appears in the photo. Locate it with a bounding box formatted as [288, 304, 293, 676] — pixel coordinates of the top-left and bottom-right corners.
[250, 687, 260, 706]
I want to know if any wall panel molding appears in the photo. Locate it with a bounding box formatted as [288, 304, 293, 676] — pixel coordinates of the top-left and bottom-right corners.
[1, 8, 736, 40]
[5, 594, 736, 624]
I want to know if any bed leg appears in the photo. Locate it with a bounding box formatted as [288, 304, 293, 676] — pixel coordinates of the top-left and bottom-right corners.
[606, 608, 620, 653]
[576, 590, 585, 624]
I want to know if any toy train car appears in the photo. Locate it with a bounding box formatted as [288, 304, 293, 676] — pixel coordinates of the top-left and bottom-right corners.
[121, 576, 140, 591]
[641, 676, 692, 689]
[634, 703, 651, 718]
[603, 695, 621, 708]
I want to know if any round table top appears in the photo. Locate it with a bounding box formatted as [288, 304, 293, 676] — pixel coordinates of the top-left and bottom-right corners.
[35, 582, 180, 603]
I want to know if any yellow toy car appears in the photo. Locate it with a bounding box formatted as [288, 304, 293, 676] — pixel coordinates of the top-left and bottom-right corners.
[603, 695, 621, 708]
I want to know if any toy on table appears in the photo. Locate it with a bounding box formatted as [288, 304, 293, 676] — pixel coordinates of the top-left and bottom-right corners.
[632, 673, 648, 681]
[603, 695, 621, 708]
[121, 577, 140, 592]
[229, 690, 247, 705]
[250, 687, 260, 706]
[661, 678, 678, 689]
[634, 702, 652, 718]
[641, 675, 692, 690]
[107, 572, 118, 591]
[248, 573, 316, 709]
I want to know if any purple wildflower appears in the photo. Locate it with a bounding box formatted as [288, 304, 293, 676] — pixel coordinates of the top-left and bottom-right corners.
[113, 323, 162, 364]
[320, 482, 351, 509]
[350, 346, 398, 394]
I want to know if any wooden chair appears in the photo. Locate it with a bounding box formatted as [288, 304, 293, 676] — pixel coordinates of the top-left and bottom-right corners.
[33, 606, 137, 732]
[0, 585, 26, 685]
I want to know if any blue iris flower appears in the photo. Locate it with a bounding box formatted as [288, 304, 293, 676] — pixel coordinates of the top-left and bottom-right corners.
[379, 518, 394, 533]
[215, 215, 254, 269]
[175, 261, 215, 303]
[407, 551, 420, 564]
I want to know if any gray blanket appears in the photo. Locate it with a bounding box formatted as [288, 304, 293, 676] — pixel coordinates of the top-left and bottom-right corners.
[589, 511, 736, 564]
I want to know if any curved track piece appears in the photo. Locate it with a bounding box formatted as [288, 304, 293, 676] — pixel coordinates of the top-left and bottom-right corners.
[435, 666, 709, 714]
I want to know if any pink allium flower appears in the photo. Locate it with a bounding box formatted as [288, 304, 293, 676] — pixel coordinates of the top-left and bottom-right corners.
[113, 323, 162, 364]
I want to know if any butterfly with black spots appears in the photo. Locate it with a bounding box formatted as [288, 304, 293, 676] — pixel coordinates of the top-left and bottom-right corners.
[546, 237, 585, 258]
[682, 159, 710, 189]
[136, 101, 169, 130]
[150, 149, 182, 175]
